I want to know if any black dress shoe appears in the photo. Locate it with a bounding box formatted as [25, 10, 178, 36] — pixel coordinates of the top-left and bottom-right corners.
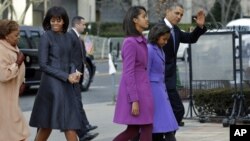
[86, 124, 98, 131]
[178, 121, 185, 126]
[80, 132, 99, 141]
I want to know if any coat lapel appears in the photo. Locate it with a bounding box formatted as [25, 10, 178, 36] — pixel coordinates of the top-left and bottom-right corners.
[0, 40, 19, 53]
[70, 29, 84, 59]
[153, 44, 165, 62]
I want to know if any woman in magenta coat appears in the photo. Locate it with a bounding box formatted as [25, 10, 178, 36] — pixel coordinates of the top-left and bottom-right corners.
[113, 6, 154, 141]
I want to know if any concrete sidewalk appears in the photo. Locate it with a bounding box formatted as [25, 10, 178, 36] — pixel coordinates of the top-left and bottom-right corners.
[23, 101, 229, 141]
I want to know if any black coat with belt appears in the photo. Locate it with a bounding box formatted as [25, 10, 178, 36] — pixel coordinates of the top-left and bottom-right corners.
[163, 25, 207, 90]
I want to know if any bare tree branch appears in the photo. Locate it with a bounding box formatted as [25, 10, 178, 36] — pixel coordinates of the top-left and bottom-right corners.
[231, 1, 241, 19]
[193, 0, 241, 27]
[116, 0, 131, 12]
[223, 0, 233, 24]
[0, 0, 12, 18]
[18, 0, 31, 24]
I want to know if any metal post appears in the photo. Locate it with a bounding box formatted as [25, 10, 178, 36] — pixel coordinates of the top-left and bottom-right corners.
[108, 41, 117, 105]
[185, 44, 199, 119]
[111, 73, 116, 105]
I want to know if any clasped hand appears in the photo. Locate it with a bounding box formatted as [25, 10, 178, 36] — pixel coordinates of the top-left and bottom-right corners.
[68, 71, 82, 84]
[16, 51, 25, 67]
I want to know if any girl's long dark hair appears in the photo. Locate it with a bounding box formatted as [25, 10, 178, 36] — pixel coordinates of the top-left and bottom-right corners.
[148, 23, 170, 44]
[123, 6, 146, 36]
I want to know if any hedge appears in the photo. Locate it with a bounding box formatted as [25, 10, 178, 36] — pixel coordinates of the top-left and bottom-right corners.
[193, 88, 250, 117]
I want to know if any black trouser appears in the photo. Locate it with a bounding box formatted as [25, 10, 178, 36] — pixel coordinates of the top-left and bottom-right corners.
[152, 132, 176, 141]
[79, 74, 83, 85]
[75, 84, 89, 138]
[167, 88, 185, 124]
[153, 133, 164, 141]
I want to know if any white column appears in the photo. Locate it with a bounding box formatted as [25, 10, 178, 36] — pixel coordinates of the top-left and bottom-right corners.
[78, 0, 96, 22]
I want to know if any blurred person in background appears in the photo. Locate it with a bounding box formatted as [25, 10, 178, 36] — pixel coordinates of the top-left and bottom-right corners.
[69, 16, 99, 141]
[84, 32, 94, 60]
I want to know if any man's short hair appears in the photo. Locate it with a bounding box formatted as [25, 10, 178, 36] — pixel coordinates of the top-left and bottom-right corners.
[164, 1, 183, 11]
[71, 16, 85, 27]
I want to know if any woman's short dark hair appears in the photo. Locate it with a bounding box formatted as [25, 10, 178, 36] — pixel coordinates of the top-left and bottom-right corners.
[0, 19, 19, 39]
[42, 6, 69, 33]
[148, 23, 170, 44]
[123, 6, 146, 36]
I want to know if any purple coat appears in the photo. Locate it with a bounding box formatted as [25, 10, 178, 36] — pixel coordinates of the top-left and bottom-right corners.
[113, 36, 154, 125]
[147, 43, 178, 133]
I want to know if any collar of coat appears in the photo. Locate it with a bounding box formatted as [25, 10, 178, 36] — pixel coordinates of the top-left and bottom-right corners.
[134, 35, 147, 43]
[0, 39, 20, 53]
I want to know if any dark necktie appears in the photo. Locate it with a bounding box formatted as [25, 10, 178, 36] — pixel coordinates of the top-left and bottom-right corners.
[79, 37, 84, 59]
[171, 28, 176, 52]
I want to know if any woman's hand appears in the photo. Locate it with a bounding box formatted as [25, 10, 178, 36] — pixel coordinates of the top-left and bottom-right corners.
[131, 101, 139, 116]
[16, 51, 25, 67]
[19, 82, 26, 96]
[68, 73, 80, 84]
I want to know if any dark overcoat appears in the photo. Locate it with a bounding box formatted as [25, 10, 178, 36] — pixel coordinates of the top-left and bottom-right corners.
[29, 30, 82, 130]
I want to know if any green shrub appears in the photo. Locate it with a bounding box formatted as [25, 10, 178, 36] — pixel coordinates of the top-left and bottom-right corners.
[178, 23, 195, 31]
[193, 88, 250, 116]
[85, 22, 124, 37]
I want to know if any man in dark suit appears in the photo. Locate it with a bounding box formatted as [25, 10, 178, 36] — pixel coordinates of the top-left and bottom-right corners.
[69, 16, 98, 141]
[162, 2, 206, 128]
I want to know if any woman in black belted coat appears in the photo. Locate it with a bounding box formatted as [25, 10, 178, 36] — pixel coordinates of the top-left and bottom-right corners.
[29, 6, 82, 141]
